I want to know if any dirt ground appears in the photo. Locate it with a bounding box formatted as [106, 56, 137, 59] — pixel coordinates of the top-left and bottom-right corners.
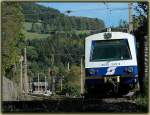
[2, 97, 148, 113]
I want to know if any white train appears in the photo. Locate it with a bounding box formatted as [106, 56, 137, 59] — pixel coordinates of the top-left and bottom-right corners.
[85, 31, 139, 96]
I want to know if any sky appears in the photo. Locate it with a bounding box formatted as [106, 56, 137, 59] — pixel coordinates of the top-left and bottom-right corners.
[37, 2, 137, 27]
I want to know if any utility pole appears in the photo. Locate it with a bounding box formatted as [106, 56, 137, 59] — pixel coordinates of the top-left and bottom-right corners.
[12, 64, 16, 83]
[52, 71, 55, 95]
[51, 54, 54, 66]
[24, 47, 29, 96]
[60, 76, 63, 92]
[38, 73, 40, 93]
[80, 58, 84, 95]
[128, 3, 133, 33]
[67, 62, 70, 71]
[30, 77, 32, 93]
[50, 54, 55, 94]
[49, 68, 55, 94]
[19, 56, 23, 96]
[48, 67, 51, 90]
[45, 76, 47, 92]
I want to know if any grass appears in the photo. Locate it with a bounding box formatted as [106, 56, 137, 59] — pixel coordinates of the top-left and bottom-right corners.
[22, 21, 92, 40]
[133, 77, 149, 112]
[23, 31, 50, 40]
[133, 94, 148, 112]
[23, 22, 32, 31]
[75, 30, 91, 34]
[23, 22, 50, 40]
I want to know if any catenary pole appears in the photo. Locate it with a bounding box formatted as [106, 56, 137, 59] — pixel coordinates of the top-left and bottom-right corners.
[80, 58, 84, 95]
[128, 3, 133, 33]
[24, 48, 29, 96]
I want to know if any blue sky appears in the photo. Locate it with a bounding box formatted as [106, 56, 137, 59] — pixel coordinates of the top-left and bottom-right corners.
[37, 2, 137, 27]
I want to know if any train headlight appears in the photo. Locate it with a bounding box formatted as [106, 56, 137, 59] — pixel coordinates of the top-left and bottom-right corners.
[88, 69, 97, 75]
[124, 67, 133, 73]
[128, 67, 133, 73]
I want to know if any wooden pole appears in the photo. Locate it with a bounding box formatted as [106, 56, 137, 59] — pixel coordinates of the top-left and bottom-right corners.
[20, 61, 23, 93]
[45, 76, 47, 92]
[30, 77, 32, 93]
[67, 62, 70, 71]
[20, 56, 23, 95]
[80, 58, 84, 95]
[60, 76, 63, 92]
[52, 74, 55, 94]
[48, 68, 51, 91]
[24, 48, 29, 95]
[128, 3, 133, 33]
[38, 73, 40, 92]
[51, 54, 54, 66]
[51, 54, 55, 94]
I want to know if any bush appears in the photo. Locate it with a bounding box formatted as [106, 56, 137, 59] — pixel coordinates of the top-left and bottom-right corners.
[62, 84, 80, 96]
[134, 75, 148, 112]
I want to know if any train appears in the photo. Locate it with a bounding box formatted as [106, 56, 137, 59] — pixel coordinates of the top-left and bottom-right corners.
[85, 30, 139, 96]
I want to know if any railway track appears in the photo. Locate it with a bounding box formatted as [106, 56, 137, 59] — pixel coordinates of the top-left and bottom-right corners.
[2, 94, 143, 113]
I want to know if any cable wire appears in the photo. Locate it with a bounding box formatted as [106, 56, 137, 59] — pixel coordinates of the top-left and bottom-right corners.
[2, 7, 130, 18]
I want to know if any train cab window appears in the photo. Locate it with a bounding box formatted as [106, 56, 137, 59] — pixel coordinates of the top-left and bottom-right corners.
[90, 39, 132, 61]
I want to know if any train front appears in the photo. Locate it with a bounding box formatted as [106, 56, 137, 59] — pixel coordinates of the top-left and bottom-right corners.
[85, 32, 138, 96]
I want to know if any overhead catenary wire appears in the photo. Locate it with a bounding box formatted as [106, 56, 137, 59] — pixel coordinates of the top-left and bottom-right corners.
[64, 7, 128, 14]
[2, 7, 131, 18]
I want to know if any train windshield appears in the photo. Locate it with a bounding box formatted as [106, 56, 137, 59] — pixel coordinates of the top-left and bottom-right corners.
[91, 39, 132, 61]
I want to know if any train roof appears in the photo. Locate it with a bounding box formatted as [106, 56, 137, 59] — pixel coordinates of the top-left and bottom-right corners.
[86, 32, 134, 40]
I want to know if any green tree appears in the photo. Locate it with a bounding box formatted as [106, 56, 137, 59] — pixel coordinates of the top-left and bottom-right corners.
[26, 46, 38, 60]
[62, 65, 81, 96]
[118, 19, 128, 28]
[2, 2, 25, 77]
[133, 2, 148, 95]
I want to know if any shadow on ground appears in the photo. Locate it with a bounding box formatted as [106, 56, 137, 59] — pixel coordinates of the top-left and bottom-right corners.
[2, 99, 148, 113]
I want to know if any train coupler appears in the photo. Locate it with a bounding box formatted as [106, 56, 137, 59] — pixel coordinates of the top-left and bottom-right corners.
[106, 76, 120, 93]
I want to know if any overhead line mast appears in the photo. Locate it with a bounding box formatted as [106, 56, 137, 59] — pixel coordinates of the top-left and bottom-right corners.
[128, 3, 133, 33]
[24, 48, 29, 96]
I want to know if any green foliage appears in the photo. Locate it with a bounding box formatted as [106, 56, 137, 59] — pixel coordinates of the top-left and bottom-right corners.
[26, 46, 38, 60]
[1, 2, 25, 77]
[134, 77, 148, 112]
[25, 31, 84, 95]
[118, 19, 128, 28]
[134, 95, 148, 112]
[23, 22, 32, 31]
[61, 65, 81, 96]
[20, 3, 105, 32]
[133, 2, 148, 35]
[133, 2, 148, 99]
[62, 84, 80, 96]
[23, 30, 49, 40]
[2, 2, 105, 96]
[65, 65, 80, 84]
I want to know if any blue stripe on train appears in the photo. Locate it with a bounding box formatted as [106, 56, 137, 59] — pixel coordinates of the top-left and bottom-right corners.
[85, 66, 138, 77]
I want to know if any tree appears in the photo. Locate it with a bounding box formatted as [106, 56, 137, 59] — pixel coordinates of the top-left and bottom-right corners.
[62, 65, 81, 96]
[118, 19, 128, 28]
[26, 46, 38, 60]
[2, 2, 25, 77]
[133, 2, 148, 95]
[133, 2, 148, 33]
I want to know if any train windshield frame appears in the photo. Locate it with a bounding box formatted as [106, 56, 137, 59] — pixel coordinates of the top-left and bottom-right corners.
[90, 39, 132, 62]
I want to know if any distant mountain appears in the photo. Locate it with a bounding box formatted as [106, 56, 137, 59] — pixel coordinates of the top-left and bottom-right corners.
[20, 3, 105, 34]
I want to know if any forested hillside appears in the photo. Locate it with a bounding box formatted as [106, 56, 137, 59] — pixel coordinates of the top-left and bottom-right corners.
[2, 2, 105, 96]
[21, 3, 105, 33]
